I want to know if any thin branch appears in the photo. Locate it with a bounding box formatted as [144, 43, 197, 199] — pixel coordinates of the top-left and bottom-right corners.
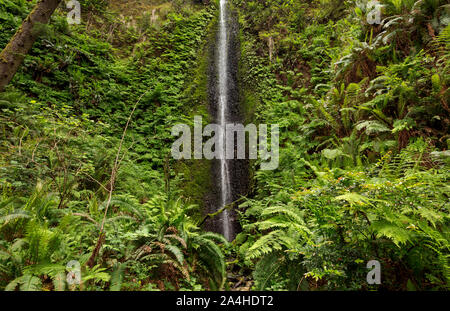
[198, 196, 246, 227]
[72, 213, 100, 229]
[87, 91, 149, 267]
[79, 170, 109, 192]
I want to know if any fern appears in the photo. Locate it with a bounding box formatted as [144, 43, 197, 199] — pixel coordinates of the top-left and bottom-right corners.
[0, 210, 31, 225]
[191, 234, 227, 289]
[6, 274, 42, 291]
[371, 220, 414, 246]
[109, 263, 126, 291]
[356, 120, 391, 135]
[246, 231, 287, 260]
[164, 244, 184, 267]
[252, 252, 282, 290]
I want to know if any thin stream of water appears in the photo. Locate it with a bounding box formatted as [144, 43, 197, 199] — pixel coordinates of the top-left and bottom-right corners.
[218, 0, 232, 241]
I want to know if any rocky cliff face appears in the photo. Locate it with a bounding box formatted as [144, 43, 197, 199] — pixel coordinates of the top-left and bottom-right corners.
[204, 5, 248, 239]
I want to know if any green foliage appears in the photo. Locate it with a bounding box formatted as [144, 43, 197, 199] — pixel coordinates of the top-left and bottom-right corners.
[0, 0, 448, 292]
[0, 0, 225, 291]
[240, 141, 449, 290]
[234, 0, 449, 291]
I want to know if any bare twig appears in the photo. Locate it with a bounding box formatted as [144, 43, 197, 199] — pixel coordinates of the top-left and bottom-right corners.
[79, 171, 109, 192]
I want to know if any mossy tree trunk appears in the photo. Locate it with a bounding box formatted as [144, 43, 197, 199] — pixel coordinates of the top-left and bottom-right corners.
[0, 0, 62, 92]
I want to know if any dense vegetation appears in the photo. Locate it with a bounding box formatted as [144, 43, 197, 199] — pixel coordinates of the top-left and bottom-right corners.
[0, 0, 448, 291]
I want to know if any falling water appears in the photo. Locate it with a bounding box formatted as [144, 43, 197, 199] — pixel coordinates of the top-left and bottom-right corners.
[217, 0, 232, 241]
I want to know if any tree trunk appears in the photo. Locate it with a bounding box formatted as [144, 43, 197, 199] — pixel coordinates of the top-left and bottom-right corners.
[0, 0, 62, 92]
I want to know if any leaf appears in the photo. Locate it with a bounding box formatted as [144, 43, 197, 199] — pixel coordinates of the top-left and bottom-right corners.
[392, 118, 415, 133]
[253, 252, 281, 290]
[355, 120, 390, 135]
[16, 275, 42, 291]
[322, 149, 343, 160]
[110, 263, 126, 291]
[334, 193, 371, 207]
[5, 278, 21, 291]
[0, 211, 31, 225]
[407, 279, 417, 291]
[371, 220, 413, 246]
[83, 265, 110, 283]
[83, 272, 110, 283]
[198, 232, 229, 245]
[164, 244, 184, 266]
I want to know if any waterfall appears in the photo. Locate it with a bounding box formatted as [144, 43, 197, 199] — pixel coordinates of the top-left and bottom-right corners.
[217, 0, 232, 241]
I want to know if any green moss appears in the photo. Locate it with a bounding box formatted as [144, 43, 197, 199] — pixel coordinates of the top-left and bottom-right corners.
[174, 7, 218, 216]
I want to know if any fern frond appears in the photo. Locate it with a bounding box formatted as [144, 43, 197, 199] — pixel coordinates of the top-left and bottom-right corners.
[164, 234, 187, 249]
[371, 220, 414, 246]
[253, 252, 282, 290]
[164, 244, 185, 267]
[5, 274, 42, 291]
[246, 231, 285, 260]
[197, 232, 229, 245]
[0, 210, 31, 225]
[260, 206, 305, 225]
[193, 236, 226, 289]
[110, 263, 126, 291]
[355, 120, 391, 135]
